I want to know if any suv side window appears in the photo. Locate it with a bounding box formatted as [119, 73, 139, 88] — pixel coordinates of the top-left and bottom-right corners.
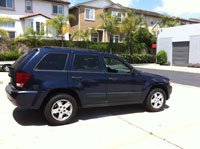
[104, 57, 131, 73]
[72, 54, 101, 72]
[36, 53, 68, 71]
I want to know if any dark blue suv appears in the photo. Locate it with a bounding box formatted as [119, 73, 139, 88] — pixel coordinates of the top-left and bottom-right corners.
[6, 47, 172, 125]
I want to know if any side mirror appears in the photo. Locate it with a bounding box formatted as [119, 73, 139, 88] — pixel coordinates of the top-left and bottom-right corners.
[131, 67, 136, 74]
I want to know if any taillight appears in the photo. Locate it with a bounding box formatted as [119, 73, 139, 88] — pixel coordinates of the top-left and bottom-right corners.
[16, 73, 31, 88]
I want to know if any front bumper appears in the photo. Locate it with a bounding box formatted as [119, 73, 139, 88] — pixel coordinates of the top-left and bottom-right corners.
[167, 85, 172, 99]
[6, 85, 39, 109]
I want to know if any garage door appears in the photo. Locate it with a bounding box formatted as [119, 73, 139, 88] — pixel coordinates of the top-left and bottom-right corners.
[172, 42, 189, 66]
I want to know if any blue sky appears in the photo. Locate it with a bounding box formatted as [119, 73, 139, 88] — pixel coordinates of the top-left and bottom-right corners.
[69, 0, 200, 19]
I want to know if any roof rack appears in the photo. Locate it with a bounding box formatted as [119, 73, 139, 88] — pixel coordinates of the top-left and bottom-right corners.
[42, 46, 97, 52]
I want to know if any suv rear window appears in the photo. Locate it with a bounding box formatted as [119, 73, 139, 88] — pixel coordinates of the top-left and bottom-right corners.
[36, 53, 68, 71]
[13, 49, 38, 67]
[72, 54, 101, 72]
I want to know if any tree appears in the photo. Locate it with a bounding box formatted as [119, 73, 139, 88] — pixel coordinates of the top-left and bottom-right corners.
[0, 17, 15, 38]
[17, 27, 45, 47]
[121, 9, 145, 54]
[132, 28, 156, 53]
[98, 12, 119, 54]
[71, 28, 97, 49]
[160, 15, 180, 28]
[46, 14, 76, 47]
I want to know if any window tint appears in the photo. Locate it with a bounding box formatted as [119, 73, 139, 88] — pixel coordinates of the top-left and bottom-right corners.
[72, 55, 101, 72]
[104, 57, 131, 73]
[36, 53, 67, 70]
[13, 49, 38, 67]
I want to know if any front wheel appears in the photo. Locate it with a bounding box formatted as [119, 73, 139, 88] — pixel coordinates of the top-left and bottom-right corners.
[145, 88, 166, 112]
[44, 94, 78, 125]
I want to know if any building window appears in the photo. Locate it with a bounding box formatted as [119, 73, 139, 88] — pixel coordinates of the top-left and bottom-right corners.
[0, 21, 15, 28]
[25, 0, 32, 11]
[113, 35, 120, 43]
[31, 21, 33, 29]
[36, 22, 43, 33]
[53, 4, 63, 14]
[112, 11, 122, 23]
[150, 19, 154, 25]
[85, 8, 95, 21]
[8, 31, 15, 38]
[91, 33, 98, 42]
[0, 0, 13, 9]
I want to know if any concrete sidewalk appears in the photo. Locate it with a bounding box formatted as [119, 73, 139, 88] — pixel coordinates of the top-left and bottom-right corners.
[132, 64, 200, 74]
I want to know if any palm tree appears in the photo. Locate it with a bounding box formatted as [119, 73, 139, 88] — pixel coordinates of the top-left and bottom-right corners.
[121, 9, 145, 54]
[160, 15, 180, 28]
[71, 28, 97, 49]
[46, 14, 76, 47]
[98, 12, 119, 54]
[17, 26, 45, 47]
[0, 17, 15, 38]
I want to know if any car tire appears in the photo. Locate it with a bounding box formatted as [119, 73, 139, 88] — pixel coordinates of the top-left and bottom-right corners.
[44, 94, 78, 126]
[145, 88, 166, 112]
[2, 64, 11, 72]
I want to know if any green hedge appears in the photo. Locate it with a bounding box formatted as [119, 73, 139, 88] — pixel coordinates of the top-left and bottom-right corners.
[15, 39, 128, 54]
[0, 51, 23, 61]
[117, 54, 156, 64]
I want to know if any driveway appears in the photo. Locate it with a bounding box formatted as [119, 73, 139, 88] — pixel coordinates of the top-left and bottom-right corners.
[0, 66, 200, 149]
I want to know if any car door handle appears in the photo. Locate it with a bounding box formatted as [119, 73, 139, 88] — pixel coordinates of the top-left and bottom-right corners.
[72, 76, 83, 80]
[108, 77, 118, 81]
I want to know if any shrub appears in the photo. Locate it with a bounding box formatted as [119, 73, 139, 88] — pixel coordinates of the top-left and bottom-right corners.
[0, 50, 23, 61]
[117, 54, 156, 64]
[156, 50, 168, 65]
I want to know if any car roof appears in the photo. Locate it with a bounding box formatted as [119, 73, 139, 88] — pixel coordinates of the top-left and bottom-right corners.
[41, 46, 104, 54]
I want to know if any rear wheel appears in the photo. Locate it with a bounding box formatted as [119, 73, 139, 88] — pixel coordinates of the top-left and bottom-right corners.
[44, 94, 78, 125]
[145, 88, 166, 112]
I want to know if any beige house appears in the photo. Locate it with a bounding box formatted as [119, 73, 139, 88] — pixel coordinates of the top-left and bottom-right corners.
[69, 0, 200, 42]
[69, 0, 125, 42]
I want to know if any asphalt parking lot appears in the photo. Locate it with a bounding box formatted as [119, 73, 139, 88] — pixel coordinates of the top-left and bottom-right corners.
[0, 67, 200, 149]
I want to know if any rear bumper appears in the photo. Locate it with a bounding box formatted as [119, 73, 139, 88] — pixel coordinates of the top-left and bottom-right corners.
[6, 85, 40, 109]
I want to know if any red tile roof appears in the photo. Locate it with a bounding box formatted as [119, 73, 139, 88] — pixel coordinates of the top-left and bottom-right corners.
[20, 13, 51, 20]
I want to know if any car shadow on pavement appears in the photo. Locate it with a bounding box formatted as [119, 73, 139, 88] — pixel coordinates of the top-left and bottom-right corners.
[13, 104, 170, 126]
[13, 108, 47, 126]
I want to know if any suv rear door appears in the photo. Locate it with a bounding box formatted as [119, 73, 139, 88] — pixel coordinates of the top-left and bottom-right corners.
[68, 52, 106, 106]
[103, 56, 145, 103]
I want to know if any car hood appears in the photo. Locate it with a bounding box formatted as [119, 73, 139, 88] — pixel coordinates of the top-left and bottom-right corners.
[138, 70, 169, 82]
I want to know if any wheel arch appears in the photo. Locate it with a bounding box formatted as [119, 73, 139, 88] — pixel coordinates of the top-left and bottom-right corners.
[41, 88, 82, 109]
[144, 84, 169, 102]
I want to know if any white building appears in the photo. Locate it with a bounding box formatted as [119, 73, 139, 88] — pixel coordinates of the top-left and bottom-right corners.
[0, 0, 70, 39]
[157, 24, 200, 66]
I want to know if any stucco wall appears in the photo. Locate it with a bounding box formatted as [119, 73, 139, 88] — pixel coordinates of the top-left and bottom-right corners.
[157, 37, 173, 64]
[189, 35, 200, 64]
